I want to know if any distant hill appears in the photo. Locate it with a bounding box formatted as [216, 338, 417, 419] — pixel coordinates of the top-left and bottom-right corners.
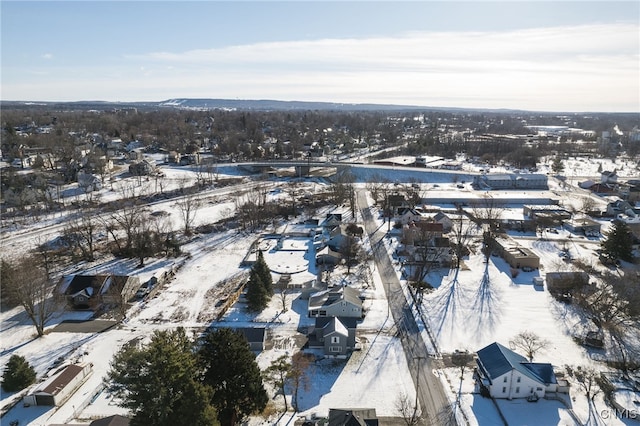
[157, 98, 541, 113]
[1, 98, 530, 113]
[157, 98, 452, 112]
[4, 99, 634, 115]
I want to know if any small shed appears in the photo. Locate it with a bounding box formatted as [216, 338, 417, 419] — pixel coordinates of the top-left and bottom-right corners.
[545, 272, 589, 294]
[24, 363, 92, 406]
[236, 327, 267, 351]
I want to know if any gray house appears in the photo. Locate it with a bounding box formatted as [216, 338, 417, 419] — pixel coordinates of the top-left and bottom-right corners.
[474, 173, 548, 190]
[309, 317, 358, 356]
[308, 286, 363, 318]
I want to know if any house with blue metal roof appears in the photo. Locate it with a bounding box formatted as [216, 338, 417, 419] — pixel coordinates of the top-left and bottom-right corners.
[474, 342, 559, 399]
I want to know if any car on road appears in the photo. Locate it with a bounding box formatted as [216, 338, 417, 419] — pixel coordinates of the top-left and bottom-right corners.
[135, 287, 150, 299]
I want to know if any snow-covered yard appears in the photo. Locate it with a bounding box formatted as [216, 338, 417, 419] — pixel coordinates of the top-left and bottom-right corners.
[2, 158, 639, 426]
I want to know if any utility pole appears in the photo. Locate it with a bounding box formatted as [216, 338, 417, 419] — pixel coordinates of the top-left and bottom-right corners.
[413, 355, 425, 423]
[387, 193, 391, 233]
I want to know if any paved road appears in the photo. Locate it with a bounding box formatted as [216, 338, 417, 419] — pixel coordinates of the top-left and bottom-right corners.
[357, 190, 453, 426]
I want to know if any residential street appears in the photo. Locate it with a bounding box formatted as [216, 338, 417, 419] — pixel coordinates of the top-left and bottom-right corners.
[357, 190, 453, 425]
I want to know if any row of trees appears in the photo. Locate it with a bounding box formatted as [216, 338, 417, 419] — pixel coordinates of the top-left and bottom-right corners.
[107, 327, 313, 425]
[107, 327, 266, 426]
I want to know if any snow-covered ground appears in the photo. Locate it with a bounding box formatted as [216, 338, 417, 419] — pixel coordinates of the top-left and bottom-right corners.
[1, 155, 639, 425]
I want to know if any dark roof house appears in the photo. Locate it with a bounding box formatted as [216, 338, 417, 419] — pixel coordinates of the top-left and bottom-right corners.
[90, 415, 131, 426]
[475, 342, 559, 399]
[328, 408, 378, 426]
[236, 327, 267, 351]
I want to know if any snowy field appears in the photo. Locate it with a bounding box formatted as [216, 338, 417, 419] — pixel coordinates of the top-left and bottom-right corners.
[1, 154, 639, 425]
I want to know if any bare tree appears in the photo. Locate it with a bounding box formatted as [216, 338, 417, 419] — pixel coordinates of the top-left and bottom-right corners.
[450, 210, 474, 275]
[235, 184, 269, 230]
[395, 391, 421, 426]
[132, 211, 166, 268]
[471, 194, 504, 233]
[470, 195, 504, 265]
[285, 180, 299, 218]
[33, 236, 59, 282]
[289, 351, 313, 412]
[175, 190, 202, 235]
[104, 199, 146, 254]
[568, 366, 603, 425]
[405, 225, 449, 304]
[400, 179, 422, 209]
[1, 255, 61, 337]
[574, 272, 636, 329]
[365, 174, 391, 206]
[510, 330, 549, 362]
[275, 278, 289, 313]
[451, 350, 474, 414]
[580, 196, 597, 215]
[63, 211, 98, 261]
[330, 169, 356, 215]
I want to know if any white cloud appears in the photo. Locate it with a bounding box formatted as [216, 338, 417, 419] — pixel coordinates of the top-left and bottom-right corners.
[4, 23, 638, 111]
[42, 53, 53, 60]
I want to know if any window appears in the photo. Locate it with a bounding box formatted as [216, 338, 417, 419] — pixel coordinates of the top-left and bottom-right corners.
[515, 387, 520, 393]
[502, 387, 506, 393]
[517, 376, 521, 383]
[537, 387, 543, 391]
[330, 346, 341, 353]
[331, 336, 340, 344]
[503, 377, 508, 382]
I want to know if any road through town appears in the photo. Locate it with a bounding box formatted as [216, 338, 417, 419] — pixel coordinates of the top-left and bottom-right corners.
[357, 190, 453, 426]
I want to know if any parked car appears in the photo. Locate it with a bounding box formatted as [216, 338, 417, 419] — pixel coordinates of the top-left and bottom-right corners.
[135, 287, 149, 299]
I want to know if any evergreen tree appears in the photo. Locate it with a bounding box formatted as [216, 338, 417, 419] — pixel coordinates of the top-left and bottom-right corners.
[254, 250, 273, 296]
[198, 328, 268, 426]
[551, 156, 564, 174]
[245, 269, 268, 312]
[601, 219, 634, 262]
[105, 328, 219, 426]
[2, 355, 36, 392]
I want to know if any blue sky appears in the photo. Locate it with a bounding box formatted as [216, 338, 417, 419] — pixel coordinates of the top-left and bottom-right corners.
[2, 1, 639, 112]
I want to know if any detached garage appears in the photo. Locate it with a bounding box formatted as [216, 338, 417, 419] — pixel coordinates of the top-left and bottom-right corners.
[24, 363, 92, 407]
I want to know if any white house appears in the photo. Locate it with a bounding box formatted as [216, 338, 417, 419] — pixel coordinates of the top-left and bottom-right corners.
[474, 342, 559, 399]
